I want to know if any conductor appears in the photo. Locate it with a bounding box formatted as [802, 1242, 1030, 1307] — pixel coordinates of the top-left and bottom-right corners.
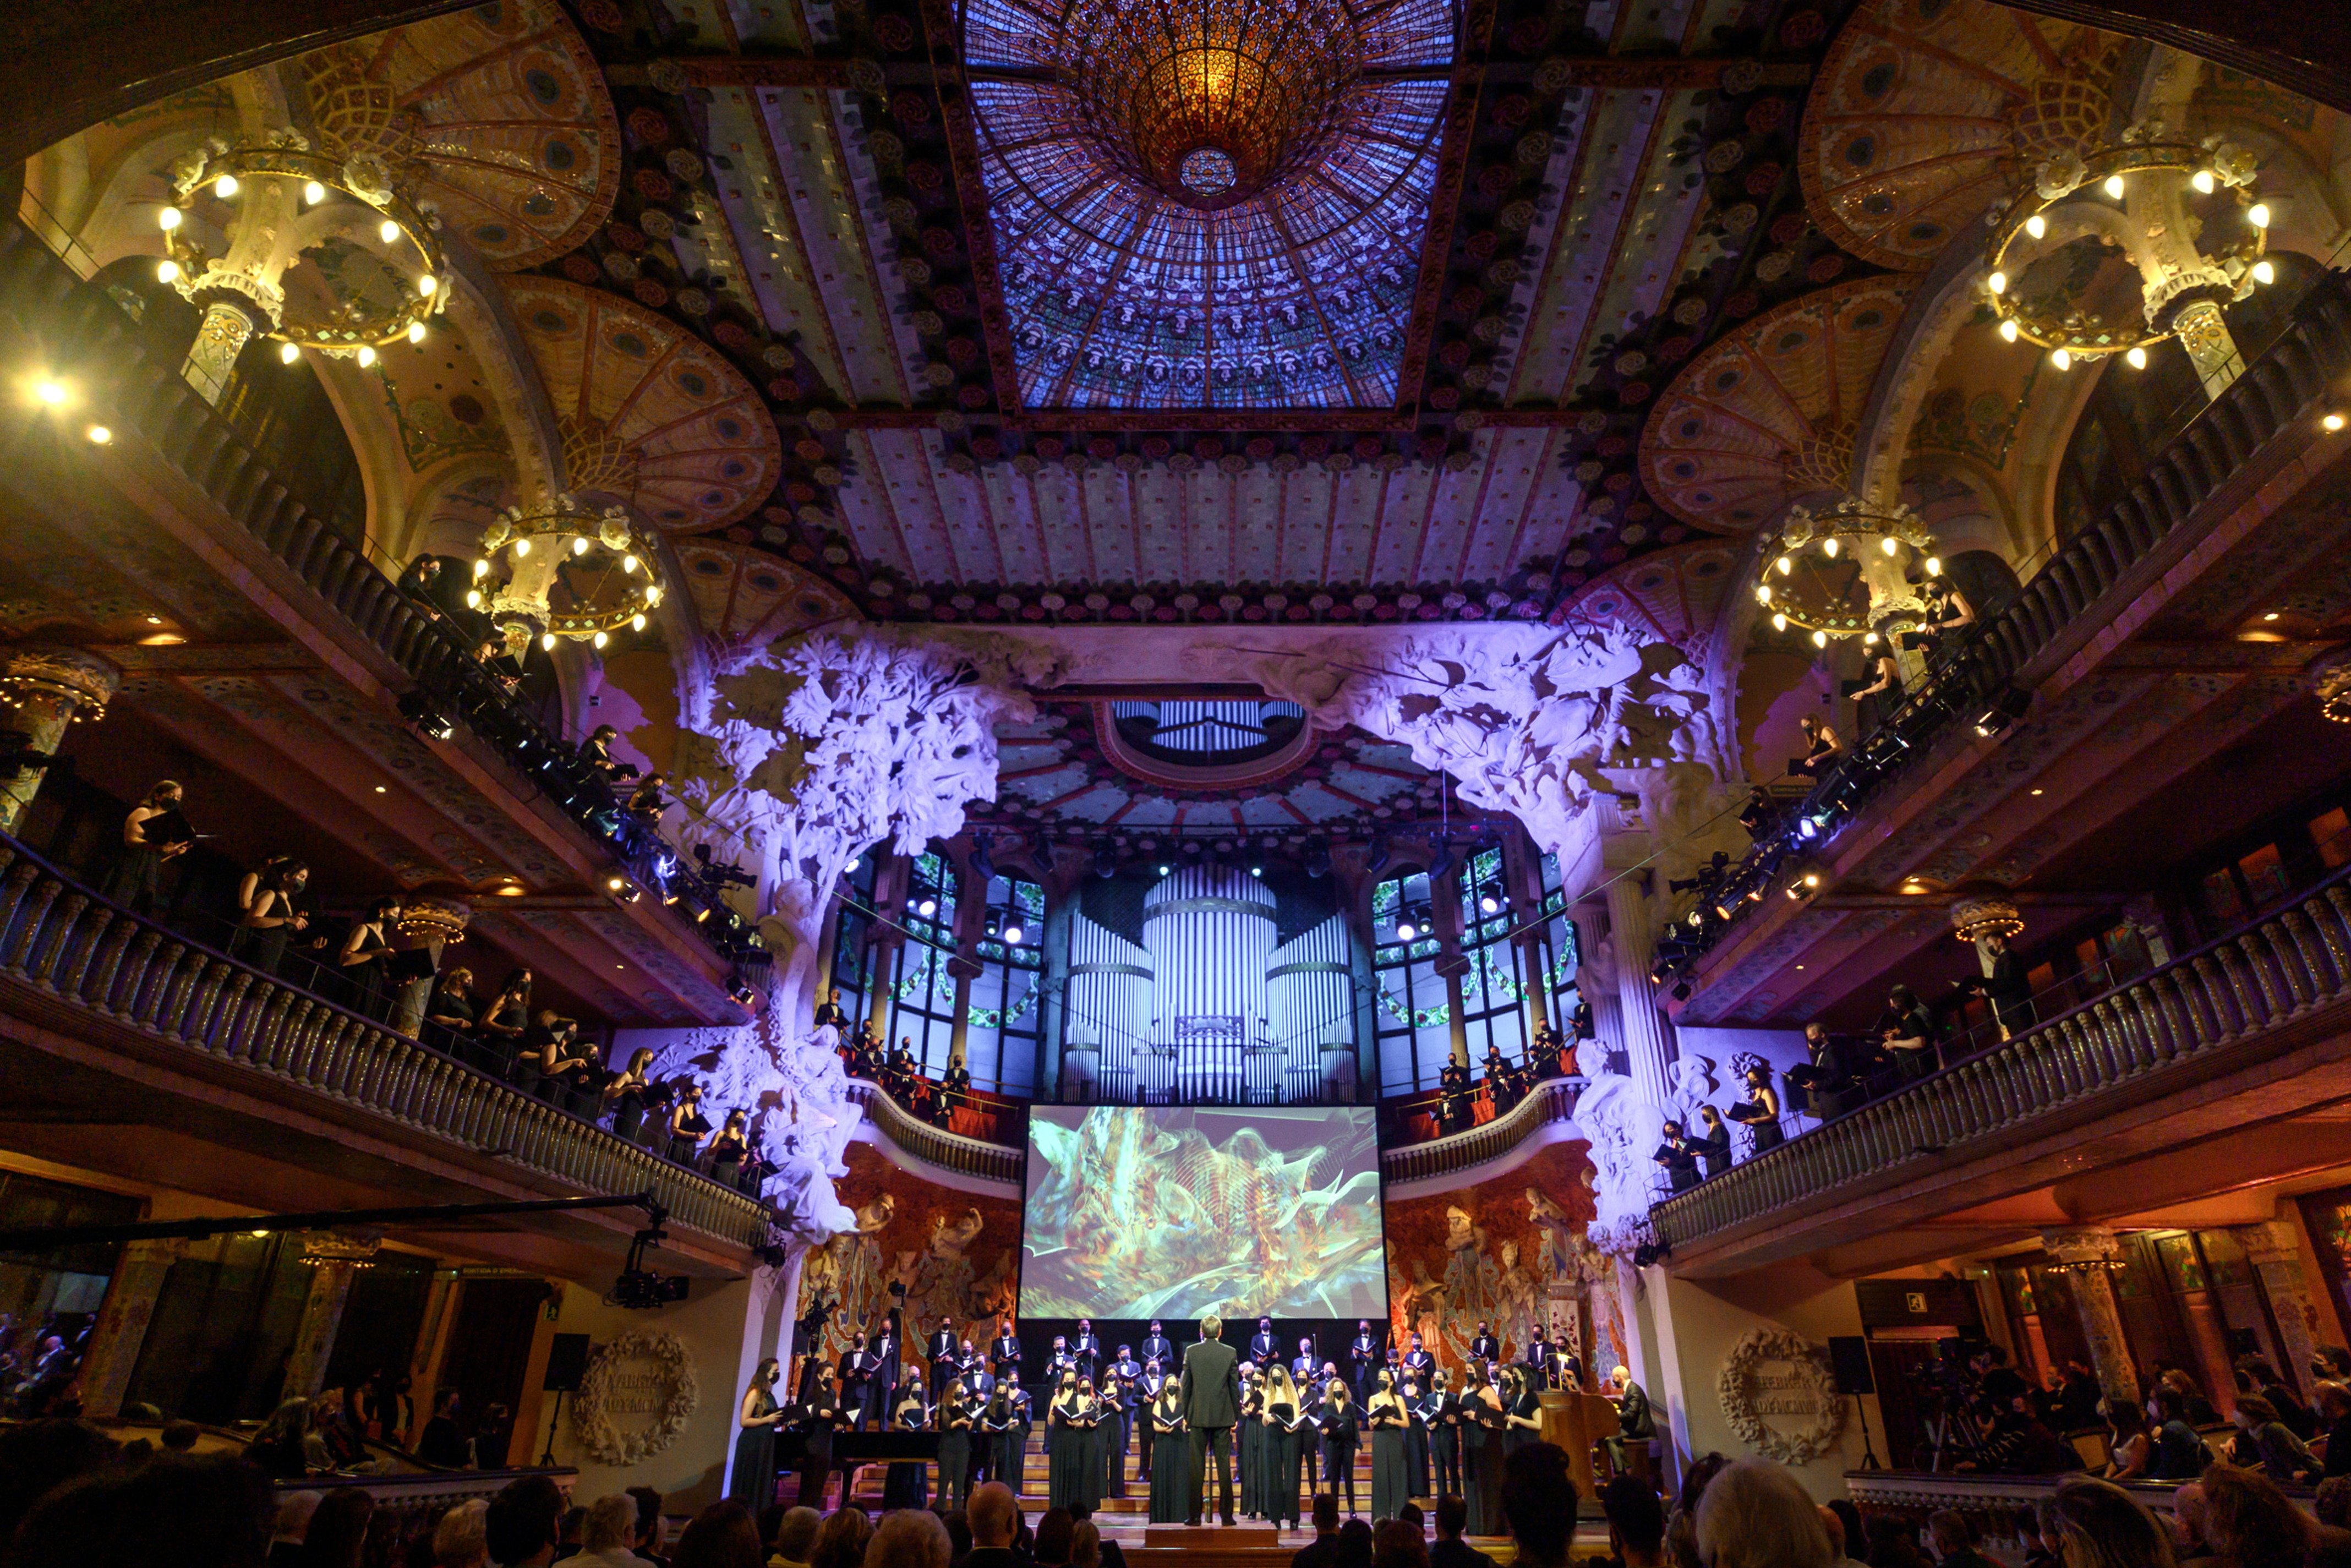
[1179, 1313, 1240, 1527]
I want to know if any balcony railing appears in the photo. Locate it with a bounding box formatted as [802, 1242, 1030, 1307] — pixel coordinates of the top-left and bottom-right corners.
[0, 837, 774, 1251]
[0, 219, 750, 969]
[1651, 858, 2351, 1248]
[1673, 272, 2351, 967]
[1380, 1077, 1583, 1185]
[841, 1079, 1025, 1188]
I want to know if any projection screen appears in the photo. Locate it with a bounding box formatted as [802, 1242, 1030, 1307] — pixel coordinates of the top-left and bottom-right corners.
[1019, 1105, 1386, 1320]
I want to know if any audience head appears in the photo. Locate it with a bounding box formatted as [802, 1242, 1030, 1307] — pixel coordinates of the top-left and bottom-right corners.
[2036, 1476, 2177, 1568]
[625, 1487, 665, 1554]
[304, 1488, 374, 1568]
[1693, 1458, 1836, 1568]
[863, 1511, 950, 1568]
[1501, 1443, 1578, 1563]
[582, 1496, 636, 1554]
[9, 1452, 273, 1568]
[1926, 1511, 1976, 1560]
[1338, 1519, 1375, 1568]
[432, 1499, 489, 1568]
[769, 1506, 822, 1565]
[485, 1476, 565, 1568]
[1434, 1495, 1468, 1541]
[1602, 1472, 1666, 1562]
[810, 1507, 873, 1568]
[2198, 1465, 2310, 1568]
[1032, 1507, 1074, 1567]
[1371, 1520, 1430, 1568]
[1827, 1500, 1867, 1562]
[1314, 1492, 1342, 1534]
[2317, 1478, 2351, 1532]
[670, 1500, 763, 1568]
[159, 1421, 200, 1454]
[0, 1419, 118, 1544]
[1069, 1519, 1102, 1568]
[966, 1484, 1016, 1549]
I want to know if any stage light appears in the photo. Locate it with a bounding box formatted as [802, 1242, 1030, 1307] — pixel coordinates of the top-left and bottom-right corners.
[730, 982, 756, 1006]
[1004, 922, 1025, 944]
[605, 874, 626, 892]
[917, 896, 938, 917]
[1972, 686, 2032, 736]
[31, 378, 66, 407]
[1479, 892, 1501, 914]
[1395, 918, 1418, 941]
[1156, 864, 1171, 877]
[1248, 866, 1262, 878]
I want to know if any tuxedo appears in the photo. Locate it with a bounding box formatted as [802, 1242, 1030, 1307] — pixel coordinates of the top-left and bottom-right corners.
[1249, 1330, 1280, 1365]
[1349, 1333, 1379, 1398]
[991, 1334, 1022, 1379]
[1291, 1353, 1319, 1386]
[1469, 1334, 1499, 1364]
[1073, 1331, 1102, 1380]
[1402, 1348, 1435, 1384]
[928, 1330, 960, 1398]
[963, 1364, 996, 1400]
[1523, 1336, 1551, 1377]
[842, 1349, 881, 1429]
[1142, 1332, 1175, 1367]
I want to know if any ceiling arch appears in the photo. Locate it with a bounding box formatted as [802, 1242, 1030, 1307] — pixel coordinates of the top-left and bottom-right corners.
[502, 276, 781, 531]
[1560, 541, 1745, 650]
[1639, 275, 1919, 533]
[1798, 0, 2124, 272]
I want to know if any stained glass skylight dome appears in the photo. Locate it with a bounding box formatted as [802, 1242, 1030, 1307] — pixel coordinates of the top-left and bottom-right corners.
[962, 0, 1458, 411]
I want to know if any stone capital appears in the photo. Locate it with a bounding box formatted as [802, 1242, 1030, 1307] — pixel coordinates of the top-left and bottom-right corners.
[2232, 1221, 2304, 1270]
[2040, 1226, 2123, 1266]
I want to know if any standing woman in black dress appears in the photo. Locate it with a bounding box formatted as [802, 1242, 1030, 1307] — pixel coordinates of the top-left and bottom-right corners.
[236, 860, 309, 976]
[1319, 1380, 1360, 1517]
[477, 969, 533, 1059]
[938, 1380, 976, 1509]
[1461, 1364, 1506, 1536]
[337, 898, 401, 1019]
[1046, 1372, 1082, 1510]
[1071, 1378, 1106, 1516]
[728, 1357, 785, 1509]
[1366, 1370, 1410, 1523]
[1261, 1367, 1303, 1530]
[792, 1363, 846, 1510]
[1691, 1106, 1733, 1179]
[982, 1384, 1024, 1498]
[1502, 1365, 1543, 1457]
[1402, 1375, 1431, 1500]
[1727, 1064, 1785, 1155]
[1238, 1365, 1262, 1518]
[883, 1383, 930, 1507]
[1147, 1380, 1189, 1524]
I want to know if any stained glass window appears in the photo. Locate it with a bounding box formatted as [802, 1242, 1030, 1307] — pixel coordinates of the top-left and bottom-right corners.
[961, 0, 1459, 409]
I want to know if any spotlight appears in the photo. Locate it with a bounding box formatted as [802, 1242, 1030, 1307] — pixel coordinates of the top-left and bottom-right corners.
[1670, 980, 1692, 1001]
[1395, 918, 1418, 942]
[1248, 865, 1263, 879]
[31, 379, 66, 407]
[605, 874, 627, 893]
[84, 424, 111, 445]
[1156, 864, 1172, 877]
[1364, 834, 1391, 875]
[1093, 843, 1117, 879]
[917, 896, 938, 917]
[1971, 686, 2033, 737]
[1004, 922, 1025, 944]
[729, 982, 756, 1007]
[2328, 413, 2349, 433]
[1479, 892, 1501, 914]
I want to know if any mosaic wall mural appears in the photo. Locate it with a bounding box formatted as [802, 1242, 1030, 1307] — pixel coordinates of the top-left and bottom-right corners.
[1382, 1143, 1614, 1379]
[793, 1142, 1021, 1373]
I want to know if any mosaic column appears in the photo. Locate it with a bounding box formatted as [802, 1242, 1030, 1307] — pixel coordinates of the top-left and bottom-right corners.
[0, 645, 119, 833]
[1606, 876, 1675, 1109]
[281, 1240, 374, 1401]
[2234, 1221, 2321, 1398]
[76, 1237, 184, 1419]
[2042, 1227, 2139, 1407]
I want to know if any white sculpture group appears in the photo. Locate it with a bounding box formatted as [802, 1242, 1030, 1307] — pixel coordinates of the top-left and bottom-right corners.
[640, 618, 1726, 1258]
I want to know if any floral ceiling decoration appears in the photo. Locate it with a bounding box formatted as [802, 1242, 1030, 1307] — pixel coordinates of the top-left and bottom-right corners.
[1637, 274, 1917, 532]
[502, 276, 781, 530]
[299, 0, 622, 272]
[1798, 0, 2123, 273]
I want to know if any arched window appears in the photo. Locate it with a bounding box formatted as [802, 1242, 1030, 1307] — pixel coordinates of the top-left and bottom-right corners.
[965, 873, 1045, 1095]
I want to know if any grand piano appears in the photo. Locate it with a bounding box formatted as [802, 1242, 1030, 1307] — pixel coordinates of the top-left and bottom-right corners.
[770, 1429, 942, 1500]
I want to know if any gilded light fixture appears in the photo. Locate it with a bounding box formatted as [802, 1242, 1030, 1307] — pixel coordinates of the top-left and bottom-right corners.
[156, 131, 449, 401]
[1982, 125, 2267, 394]
[475, 496, 664, 654]
[1057, 0, 1364, 205]
[1948, 890, 2026, 944]
[1752, 497, 1938, 644]
[2314, 648, 2351, 725]
[393, 894, 472, 944]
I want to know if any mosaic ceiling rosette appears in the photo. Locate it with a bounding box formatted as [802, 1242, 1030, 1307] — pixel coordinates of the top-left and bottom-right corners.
[504, 277, 781, 531]
[1638, 275, 1917, 533]
[960, 0, 1459, 410]
[300, 0, 621, 271]
[1560, 541, 1744, 648]
[1797, 0, 2122, 272]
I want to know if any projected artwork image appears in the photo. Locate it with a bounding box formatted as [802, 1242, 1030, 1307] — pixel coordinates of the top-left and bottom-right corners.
[1021, 1106, 1386, 1320]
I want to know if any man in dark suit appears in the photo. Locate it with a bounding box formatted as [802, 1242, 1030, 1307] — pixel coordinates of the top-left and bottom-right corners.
[1522, 1324, 1552, 1386]
[1469, 1322, 1499, 1366]
[1142, 1319, 1175, 1369]
[1073, 1318, 1102, 1382]
[991, 1319, 1022, 1382]
[1348, 1319, 1380, 1400]
[1402, 1332, 1435, 1387]
[1429, 1492, 1498, 1568]
[1984, 933, 2035, 1036]
[1249, 1318, 1279, 1366]
[1179, 1313, 1240, 1527]
[927, 1315, 960, 1402]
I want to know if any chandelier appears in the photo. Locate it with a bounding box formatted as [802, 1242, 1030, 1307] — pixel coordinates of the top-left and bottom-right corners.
[1982, 125, 2268, 391]
[156, 130, 447, 400]
[474, 496, 664, 654]
[1948, 890, 2025, 944]
[393, 893, 471, 944]
[2315, 649, 2351, 725]
[1753, 498, 1939, 646]
[1057, 0, 1364, 205]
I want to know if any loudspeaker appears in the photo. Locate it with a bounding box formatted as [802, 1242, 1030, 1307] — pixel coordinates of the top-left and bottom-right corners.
[543, 1333, 592, 1393]
[1827, 1336, 1875, 1396]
